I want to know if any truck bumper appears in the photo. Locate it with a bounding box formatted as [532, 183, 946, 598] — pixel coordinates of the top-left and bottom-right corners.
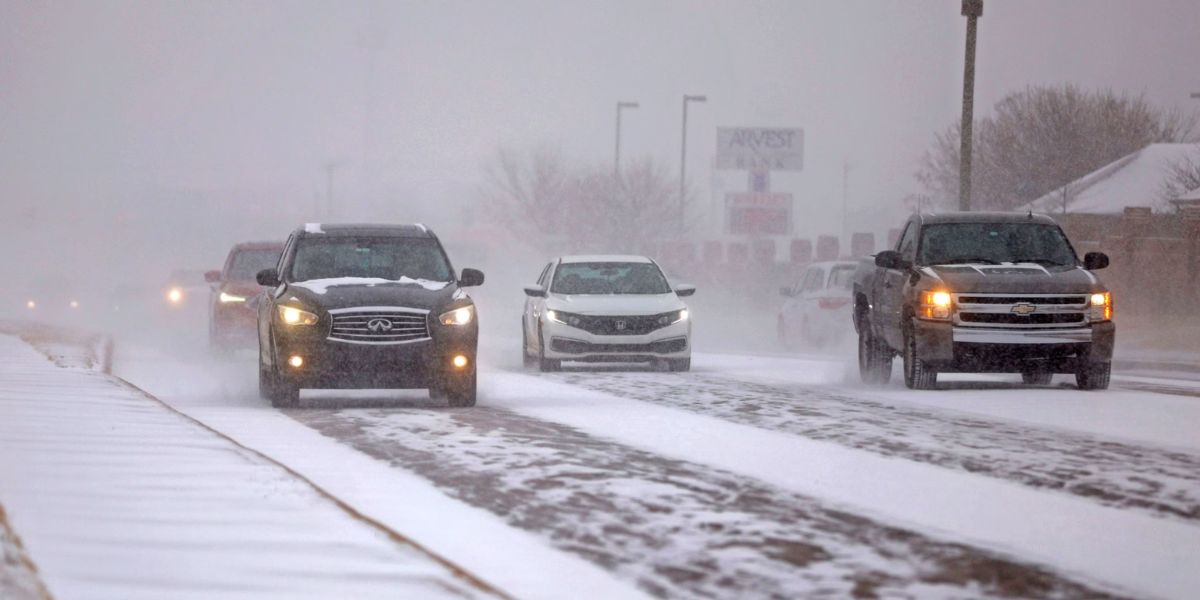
[914, 320, 1114, 373]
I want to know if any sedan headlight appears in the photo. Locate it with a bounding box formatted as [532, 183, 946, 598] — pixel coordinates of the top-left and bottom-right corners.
[277, 305, 318, 326]
[1089, 292, 1112, 322]
[545, 309, 583, 327]
[657, 308, 689, 326]
[439, 305, 475, 326]
[219, 291, 247, 303]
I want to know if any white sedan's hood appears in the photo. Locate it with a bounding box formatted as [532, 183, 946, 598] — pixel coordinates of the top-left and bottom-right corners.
[547, 293, 684, 315]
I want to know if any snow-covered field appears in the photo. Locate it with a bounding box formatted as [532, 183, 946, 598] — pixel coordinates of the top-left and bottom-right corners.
[3, 325, 1200, 599]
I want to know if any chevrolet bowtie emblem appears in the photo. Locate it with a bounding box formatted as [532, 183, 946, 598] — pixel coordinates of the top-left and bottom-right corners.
[1011, 303, 1037, 316]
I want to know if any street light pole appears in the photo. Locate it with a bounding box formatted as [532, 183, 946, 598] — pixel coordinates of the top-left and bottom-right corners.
[679, 95, 707, 233]
[614, 102, 639, 179]
[959, 0, 983, 212]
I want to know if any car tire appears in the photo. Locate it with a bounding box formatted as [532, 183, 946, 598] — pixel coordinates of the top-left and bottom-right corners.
[903, 328, 937, 390]
[1021, 371, 1053, 385]
[858, 328, 892, 385]
[446, 371, 477, 407]
[1075, 361, 1111, 391]
[537, 328, 561, 372]
[667, 358, 691, 372]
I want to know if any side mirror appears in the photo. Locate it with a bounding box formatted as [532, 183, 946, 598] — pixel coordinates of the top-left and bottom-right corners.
[875, 250, 907, 270]
[523, 285, 547, 298]
[256, 268, 280, 287]
[673, 284, 696, 297]
[1083, 252, 1109, 270]
[459, 268, 485, 287]
[204, 270, 222, 284]
[780, 286, 795, 298]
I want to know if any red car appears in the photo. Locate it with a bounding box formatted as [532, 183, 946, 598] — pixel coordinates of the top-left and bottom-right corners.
[207, 241, 284, 352]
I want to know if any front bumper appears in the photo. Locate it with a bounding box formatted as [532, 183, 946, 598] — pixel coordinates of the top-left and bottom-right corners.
[914, 319, 1115, 373]
[272, 321, 476, 389]
[542, 317, 690, 362]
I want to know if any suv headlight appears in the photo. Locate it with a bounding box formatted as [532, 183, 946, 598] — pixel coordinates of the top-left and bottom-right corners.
[919, 290, 953, 320]
[439, 305, 475, 326]
[219, 291, 247, 303]
[277, 305, 318, 326]
[1089, 292, 1112, 322]
[657, 308, 689, 325]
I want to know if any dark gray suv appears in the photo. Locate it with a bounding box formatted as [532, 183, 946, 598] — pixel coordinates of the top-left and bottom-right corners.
[256, 224, 484, 407]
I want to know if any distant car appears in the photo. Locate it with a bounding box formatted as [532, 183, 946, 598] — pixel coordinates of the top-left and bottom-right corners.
[163, 269, 210, 310]
[16, 279, 89, 324]
[778, 260, 856, 348]
[206, 241, 284, 352]
[256, 223, 484, 408]
[522, 255, 695, 372]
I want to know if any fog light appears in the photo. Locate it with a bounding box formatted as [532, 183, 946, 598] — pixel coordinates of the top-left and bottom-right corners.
[452, 355, 468, 369]
[288, 355, 304, 368]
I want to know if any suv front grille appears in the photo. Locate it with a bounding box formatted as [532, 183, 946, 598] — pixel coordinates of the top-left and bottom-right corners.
[953, 294, 1089, 329]
[327, 307, 430, 344]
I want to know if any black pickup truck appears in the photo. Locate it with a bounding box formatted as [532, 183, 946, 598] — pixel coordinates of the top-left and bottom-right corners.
[852, 212, 1114, 390]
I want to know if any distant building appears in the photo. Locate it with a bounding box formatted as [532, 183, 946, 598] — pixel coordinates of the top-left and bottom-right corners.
[1027, 143, 1200, 215]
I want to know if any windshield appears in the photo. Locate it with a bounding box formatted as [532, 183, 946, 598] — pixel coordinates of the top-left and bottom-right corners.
[290, 237, 452, 282]
[551, 262, 671, 295]
[828, 265, 856, 289]
[227, 249, 281, 281]
[917, 223, 1078, 267]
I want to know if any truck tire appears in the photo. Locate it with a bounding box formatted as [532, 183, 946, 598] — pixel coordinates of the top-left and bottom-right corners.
[857, 328, 892, 385]
[1021, 371, 1053, 385]
[903, 329, 937, 390]
[1075, 362, 1111, 391]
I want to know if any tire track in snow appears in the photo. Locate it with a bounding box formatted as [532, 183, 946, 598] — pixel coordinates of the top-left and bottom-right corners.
[546, 370, 1200, 523]
[292, 406, 1122, 600]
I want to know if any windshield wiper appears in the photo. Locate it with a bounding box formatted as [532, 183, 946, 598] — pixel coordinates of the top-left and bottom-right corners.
[936, 257, 1001, 265]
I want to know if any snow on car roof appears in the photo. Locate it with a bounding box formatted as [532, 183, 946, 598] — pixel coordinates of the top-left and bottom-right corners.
[559, 255, 653, 264]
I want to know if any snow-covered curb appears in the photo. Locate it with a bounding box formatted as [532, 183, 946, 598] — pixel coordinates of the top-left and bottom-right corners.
[0, 333, 503, 599]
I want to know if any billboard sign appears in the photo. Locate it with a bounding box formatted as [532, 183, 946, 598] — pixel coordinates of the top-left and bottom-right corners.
[716, 127, 804, 171]
[726, 192, 792, 235]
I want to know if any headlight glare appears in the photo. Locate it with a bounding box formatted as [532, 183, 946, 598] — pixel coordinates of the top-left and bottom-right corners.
[920, 290, 953, 320]
[277, 305, 318, 326]
[439, 305, 475, 326]
[1089, 292, 1112, 322]
[546, 309, 566, 324]
[219, 292, 247, 303]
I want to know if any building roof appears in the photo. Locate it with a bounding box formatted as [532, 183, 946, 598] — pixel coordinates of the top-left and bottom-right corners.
[1027, 143, 1200, 215]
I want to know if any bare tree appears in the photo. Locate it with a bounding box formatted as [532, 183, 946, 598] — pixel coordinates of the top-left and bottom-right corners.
[1162, 148, 1200, 206]
[918, 85, 1198, 210]
[481, 148, 687, 253]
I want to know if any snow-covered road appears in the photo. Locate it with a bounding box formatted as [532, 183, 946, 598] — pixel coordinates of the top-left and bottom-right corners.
[4, 326, 1199, 599]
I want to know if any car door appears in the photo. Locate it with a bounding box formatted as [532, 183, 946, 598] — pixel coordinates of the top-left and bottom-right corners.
[524, 262, 553, 352]
[799, 265, 827, 330]
[879, 221, 918, 349]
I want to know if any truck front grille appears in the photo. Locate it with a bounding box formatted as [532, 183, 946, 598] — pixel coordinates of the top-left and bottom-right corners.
[953, 294, 1089, 329]
[327, 307, 430, 344]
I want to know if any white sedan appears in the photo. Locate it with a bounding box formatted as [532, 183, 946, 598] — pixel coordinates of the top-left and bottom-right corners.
[522, 255, 695, 372]
[778, 260, 856, 348]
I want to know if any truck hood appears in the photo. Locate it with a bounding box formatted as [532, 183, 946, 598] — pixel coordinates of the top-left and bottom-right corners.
[547, 293, 684, 315]
[281, 277, 460, 312]
[923, 264, 1102, 294]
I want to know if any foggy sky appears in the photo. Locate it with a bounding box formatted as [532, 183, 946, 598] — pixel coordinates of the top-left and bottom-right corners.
[2, 0, 1198, 274]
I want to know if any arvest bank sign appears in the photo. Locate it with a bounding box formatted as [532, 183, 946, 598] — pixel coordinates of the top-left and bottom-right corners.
[715, 127, 804, 171]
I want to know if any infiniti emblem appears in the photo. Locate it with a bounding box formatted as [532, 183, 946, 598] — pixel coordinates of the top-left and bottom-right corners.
[367, 318, 394, 332]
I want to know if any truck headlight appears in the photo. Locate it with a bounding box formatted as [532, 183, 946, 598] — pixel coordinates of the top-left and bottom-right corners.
[277, 305, 318, 326]
[219, 292, 247, 303]
[920, 290, 953, 320]
[1089, 292, 1112, 322]
[439, 305, 475, 326]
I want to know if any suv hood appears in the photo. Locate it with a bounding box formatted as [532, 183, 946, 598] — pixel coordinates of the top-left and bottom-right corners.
[282, 277, 459, 312]
[924, 264, 1102, 294]
[547, 293, 684, 315]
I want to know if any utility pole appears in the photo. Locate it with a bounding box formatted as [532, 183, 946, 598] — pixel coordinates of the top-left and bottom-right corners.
[614, 102, 639, 179]
[679, 95, 707, 233]
[959, 0, 983, 212]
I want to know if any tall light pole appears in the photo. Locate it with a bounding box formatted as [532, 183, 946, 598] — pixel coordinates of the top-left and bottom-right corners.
[614, 101, 639, 178]
[679, 95, 707, 233]
[959, 0, 983, 212]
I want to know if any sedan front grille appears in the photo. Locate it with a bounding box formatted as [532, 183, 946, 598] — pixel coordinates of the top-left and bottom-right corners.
[558, 312, 678, 336]
[327, 307, 430, 344]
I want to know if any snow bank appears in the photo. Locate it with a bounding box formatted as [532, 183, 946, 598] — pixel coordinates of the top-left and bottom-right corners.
[0, 334, 495, 600]
[0, 504, 48, 600]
